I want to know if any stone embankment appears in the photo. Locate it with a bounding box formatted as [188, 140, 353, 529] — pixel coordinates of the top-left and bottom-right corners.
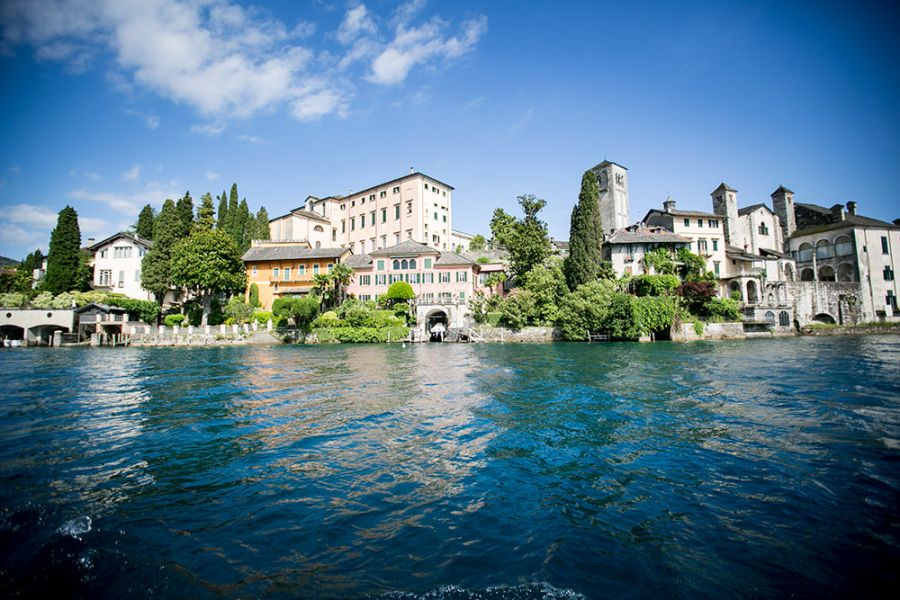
[800, 325, 900, 337]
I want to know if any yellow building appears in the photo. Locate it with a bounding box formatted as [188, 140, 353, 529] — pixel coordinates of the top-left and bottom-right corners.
[242, 241, 351, 310]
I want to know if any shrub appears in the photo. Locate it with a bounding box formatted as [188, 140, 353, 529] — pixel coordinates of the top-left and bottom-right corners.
[677, 281, 718, 315]
[556, 279, 617, 340]
[632, 274, 680, 297]
[383, 281, 414, 305]
[0, 292, 28, 308]
[248, 283, 260, 308]
[705, 297, 741, 321]
[644, 248, 676, 275]
[313, 325, 409, 343]
[499, 289, 538, 330]
[520, 262, 568, 324]
[31, 291, 54, 308]
[50, 292, 78, 309]
[225, 296, 253, 324]
[693, 320, 704, 336]
[164, 314, 186, 327]
[273, 296, 320, 330]
[312, 311, 343, 328]
[477, 256, 490, 264]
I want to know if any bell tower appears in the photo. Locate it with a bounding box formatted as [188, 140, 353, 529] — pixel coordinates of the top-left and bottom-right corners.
[589, 160, 629, 235]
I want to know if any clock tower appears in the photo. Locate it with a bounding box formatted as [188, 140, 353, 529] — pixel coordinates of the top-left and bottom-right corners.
[589, 160, 629, 235]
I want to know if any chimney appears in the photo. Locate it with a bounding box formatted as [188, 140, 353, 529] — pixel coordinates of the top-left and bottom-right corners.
[409, 166, 414, 174]
[87, 237, 95, 245]
[831, 204, 845, 221]
[663, 198, 676, 213]
[846, 201, 857, 215]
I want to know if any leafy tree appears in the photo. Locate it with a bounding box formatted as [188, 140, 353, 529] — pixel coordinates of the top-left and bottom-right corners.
[383, 281, 415, 305]
[499, 289, 538, 329]
[175, 191, 195, 238]
[312, 273, 335, 308]
[705, 297, 741, 321]
[676, 247, 708, 281]
[226, 183, 240, 241]
[255, 207, 270, 241]
[631, 274, 681, 297]
[136, 204, 155, 240]
[489, 208, 516, 249]
[43, 206, 89, 294]
[170, 229, 246, 327]
[273, 296, 320, 330]
[13, 249, 43, 293]
[564, 170, 604, 290]
[469, 234, 486, 251]
[644, 248, 676, 275]
[677, 280, 718, 315]
[238, 199, 252, 252]
[217, 191, 228, 230]
[557, 279, 618, 340]
[142, 199, 181, 303]
[248, 283, 260, 308]
[331, 263, 354, 306]
[520, 261, 568, 324]
[196, 193, 216, 232]
[225, 296, 253, 324]
[507, 194, 551, 278]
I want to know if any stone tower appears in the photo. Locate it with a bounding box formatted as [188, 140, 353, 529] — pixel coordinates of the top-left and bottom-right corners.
[711, 182, 742, 248]
[771, 185, 796, 251]
[589, 160, 629, 235]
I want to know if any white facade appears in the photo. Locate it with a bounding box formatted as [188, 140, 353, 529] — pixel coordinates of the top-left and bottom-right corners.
[644, 201, 727, 278]
[89, 233, 153, 301]
[269, 172, 454, 253]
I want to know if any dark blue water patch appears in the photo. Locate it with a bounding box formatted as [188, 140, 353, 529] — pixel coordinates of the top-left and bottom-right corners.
[0, 337, 898, 599]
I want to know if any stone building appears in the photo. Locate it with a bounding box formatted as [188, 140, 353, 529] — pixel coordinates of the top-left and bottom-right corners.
[589, 160, 630, 235]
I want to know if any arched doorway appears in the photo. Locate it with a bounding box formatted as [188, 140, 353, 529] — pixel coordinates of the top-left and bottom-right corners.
[1, 324, 24, 342]
[800, 268, 814, 281]
[818, 265, 836, 282]
[784, 263, 794, 281]
[426, 310, 448, 342]
[729, 281, 742, 301]
[28, 325, 70, 346]
[812, 313, 836, 325]
[746, 280, 758, 304]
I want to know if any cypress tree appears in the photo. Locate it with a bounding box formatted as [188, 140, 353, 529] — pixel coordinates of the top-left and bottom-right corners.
[564, 170, 604, 290]
[255, 207, 270, 241]
[175, 191, 194, 238]
[142, 199, 181, 303]
[226, 183, 239, 241]
[216, 191, 228, 230]
[43, 206, 84, 294]
[136, 204, 155, 240]
[196, 193, 216, 232]
[237, 198, 251, 252]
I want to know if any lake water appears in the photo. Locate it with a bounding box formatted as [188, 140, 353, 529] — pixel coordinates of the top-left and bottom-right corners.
[1, 337, 899, 599]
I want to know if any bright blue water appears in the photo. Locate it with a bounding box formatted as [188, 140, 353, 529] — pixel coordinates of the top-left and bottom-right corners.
[1, 337, 899, 599]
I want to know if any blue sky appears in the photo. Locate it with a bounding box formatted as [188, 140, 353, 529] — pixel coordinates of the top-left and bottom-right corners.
[1, 0, 898, 260]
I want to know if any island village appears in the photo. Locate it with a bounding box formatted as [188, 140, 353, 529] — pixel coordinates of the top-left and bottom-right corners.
[1, 161, 898, 347]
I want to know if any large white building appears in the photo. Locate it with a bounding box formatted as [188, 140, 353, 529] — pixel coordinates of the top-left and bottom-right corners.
[87, 233, 153, 301]
[269, 171, 461, 254]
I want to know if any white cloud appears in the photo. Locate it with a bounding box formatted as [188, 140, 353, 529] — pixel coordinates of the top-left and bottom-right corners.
[121, 164, 141, 181]
[236, 134, 264, 144]
[70, 182, 179, 217]
[205, 170, 220, 181]
[8, 166, 22, 174]
[1, 0, 488, 121]
[0, 203, 62, 228]
[369, 14, 487, 85]
[336, 5, 377, 45]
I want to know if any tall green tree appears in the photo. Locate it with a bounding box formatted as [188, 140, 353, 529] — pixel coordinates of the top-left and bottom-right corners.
[142, 199, 180, 303]
[196, 193, 216, 232]
[255, 207, 270, 241]
[136, 204, 155, 240]
[170, 229, 246, 327]
[175, 191, 194, 237]
[216, 191, 228, 230]
[14, 249, 43, 293]
[489, 208, 516, 249]
[226, 183, 239, 240]
[507, 194, 551, 278]
[237, 198, 251, 252]
[564, 170, 604, 290]
[43, 206, 89, 294]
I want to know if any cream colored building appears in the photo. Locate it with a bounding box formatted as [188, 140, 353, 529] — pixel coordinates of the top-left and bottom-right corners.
[643, 199, 727, 278]
[87, 233, 153, 301]
[269, 171, 455, 253]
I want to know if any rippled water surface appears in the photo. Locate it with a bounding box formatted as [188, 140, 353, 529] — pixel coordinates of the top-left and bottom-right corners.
[1, 337, 899, 599]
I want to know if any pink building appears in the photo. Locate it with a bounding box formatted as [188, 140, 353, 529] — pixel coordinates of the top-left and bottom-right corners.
[344, 240, 495, 333]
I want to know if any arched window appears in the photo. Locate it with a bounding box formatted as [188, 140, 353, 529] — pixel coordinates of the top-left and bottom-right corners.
[393, 259, 400, 270]
[779, 311, 790, 327]
[401, 259, 409, 270]
[409, 259, 416, 269]
[837, 263, 855, 282]
[816, 239, 833, 260]
[746, 280, 759, 304]
[729, 281, 742, 300]
[764, 311, 776, 323]
[784, 263, 794, 281]
[834, 235, 853, 256]
[313, 225, 324, 233]
[818, 265, 835, 281]
[800, 268, 815, 281]
[797, 243, 813, 263]
[315, 241, 321, 249]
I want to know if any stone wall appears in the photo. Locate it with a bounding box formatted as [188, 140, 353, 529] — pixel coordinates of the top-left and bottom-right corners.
[671, 322, 746, 342]
[470, 326, 564, 342]
[782, 281, 862, 326]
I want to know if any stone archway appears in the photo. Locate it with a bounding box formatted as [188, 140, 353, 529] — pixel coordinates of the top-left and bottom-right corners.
[0, 324, 24, 341]
[746, 280, 759, 304]
[812, 313, 836, 325]
[426, 309, 448, 342]
[729, 281, 742, 301]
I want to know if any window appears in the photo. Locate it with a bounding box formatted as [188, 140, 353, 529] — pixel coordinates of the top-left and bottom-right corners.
[273, 267, 280, 279]
[407, 202, 413, 215]
[313, 264, 320, 275]
[713, 261, 720, 276]
[298, 265, 306, 276]
[332, 229, 337, 242]
[381, 208, 387, 223]
[758, 223, 769, 235]
[394, 233, 400, 244]
[340, 204, 346, 210]
[401, 259, 408, 270]
[99, 249, 107, 259]
[351, 200, 356, 207]
[113, 246, 132, 258]
[360, 214, 365, 228]
[443, 215, 447, 222]
[709, 219, 718, 228]
[118, 271, 125, 287]
[882, 236, 889, 254]
[712, 239, 718, 251]
[697, 220, 703, 228]
[424, 184, 429, 190]
[885, 266, 895, 281]
[394, 204, 400, 219]
[393, 259, 400, 269]
[313, 225, 324, 233]
[456, 271, 468, 283]
[351, 217, 355, 231]
[424, 258, 432, 269]
[393, 186, 400, 194]
[407, 229, 413, 240]
[410, 259, 417, 269]
[341, 220, 346, 233]
[370, 194, 375, 201]
[360, 240, 365, 253]
[434, 212, 438, 220]
[779, 311, 791, 327]
[359, 275, 371, 285]
[459, 291, 466, 301]
[683, 218, 690, 227]
[380, 191, 386, 198]
[888, 291, 898, 311]
[376, 274, 387, 285]
[377, 259, 385, 270]
[698, 239, 708, 254]
[98, 270, 112, 286]
[139, 247, 147, 257]
[283, 268, 291, 281]
[370, 211, 375, 226]
[439, 272, 451, 283]
[380, 235, 386, 248]
[252, 266, 258, 276]
[327, 263, 334, 272]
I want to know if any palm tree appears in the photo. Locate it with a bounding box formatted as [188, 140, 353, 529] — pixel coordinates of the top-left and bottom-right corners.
[330, 263, 354, 306]
[312, 272, 335, 308]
